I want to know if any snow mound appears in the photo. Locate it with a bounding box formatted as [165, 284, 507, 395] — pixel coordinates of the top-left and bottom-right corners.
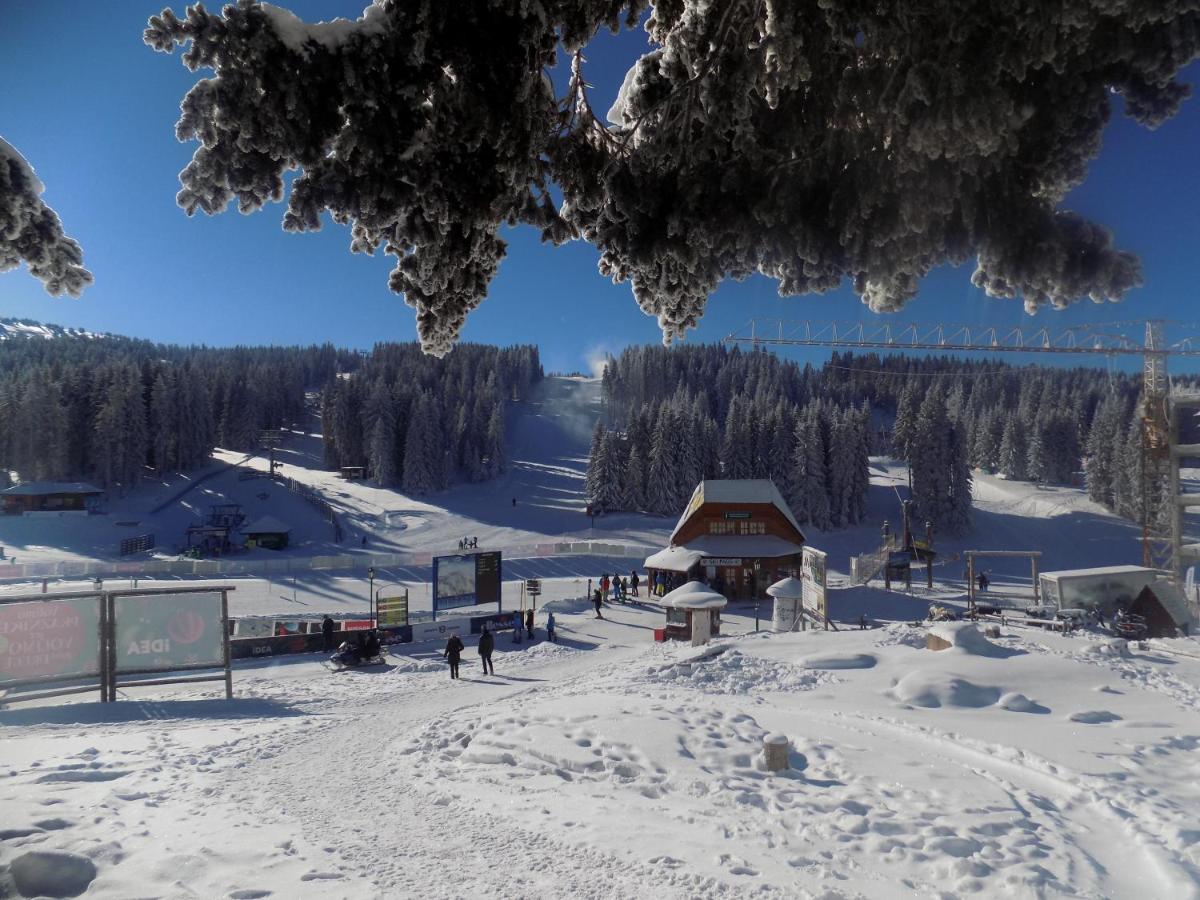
[539, 595, 593, 615]
[926, 622, 1015, 657]
[1069, 709, 1123, 724]
[638, 648, 834, 694]
[386, 657, 446, 675]
[9, 850, 97, 898]
[890, 671, 1003, 709]
[800, 652, 877, 670]
[1080, 639, 1131, 658]
[998, 692, 1050, 714]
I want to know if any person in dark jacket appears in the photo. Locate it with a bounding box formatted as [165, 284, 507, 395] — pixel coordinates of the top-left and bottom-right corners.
[478, 625, 495, 675]
[443, 634, 464, 679]
[525, 608, 535, 640]
[546, 611, 557, 642]
[321, 615, 335, 651]
[630, 571, 640, 598]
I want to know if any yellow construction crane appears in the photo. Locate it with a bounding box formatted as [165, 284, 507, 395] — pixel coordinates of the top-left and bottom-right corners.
[722, 318, 1200, 580]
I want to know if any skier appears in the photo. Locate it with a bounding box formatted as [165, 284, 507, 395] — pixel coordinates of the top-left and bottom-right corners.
[593, 589, 604, 619]
[443, 633, 464, 679]
[977, 571, 989, 593]
[546, 611, 557, 642]
[525, 608, 535, 640]
[512, 497, 517, 507]
[630, 571, 640, 598]
[478, 625, 495, 675]
[321, 615, 335, 652]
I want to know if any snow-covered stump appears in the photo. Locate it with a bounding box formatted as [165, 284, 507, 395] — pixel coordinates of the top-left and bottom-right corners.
[763, 733, 790, 773]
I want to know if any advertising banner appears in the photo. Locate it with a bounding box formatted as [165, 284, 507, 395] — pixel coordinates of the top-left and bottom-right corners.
[0, 596, 102, 682]
[801, 547, 828, 619]
[411, 619, 468, 644]
[114, 591, 224, 672]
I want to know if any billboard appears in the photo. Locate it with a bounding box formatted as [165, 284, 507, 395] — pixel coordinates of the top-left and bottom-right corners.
[432, 551, 502, 612]
[0, 596, 102, 683]
[114, 591, 225, 672]
[801, 547, 827, 619]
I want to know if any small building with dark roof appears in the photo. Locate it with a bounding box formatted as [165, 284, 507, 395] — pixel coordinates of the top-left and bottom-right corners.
[242, 515, 292, 551]
[1, 481, 103, 516]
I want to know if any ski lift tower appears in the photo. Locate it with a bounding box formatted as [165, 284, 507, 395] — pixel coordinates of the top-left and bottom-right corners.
[722, 318, 1200, 583]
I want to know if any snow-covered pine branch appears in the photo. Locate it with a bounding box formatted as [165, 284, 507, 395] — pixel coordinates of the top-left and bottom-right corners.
[0, 138, 92, 298]
[147, 1, 1197, 353]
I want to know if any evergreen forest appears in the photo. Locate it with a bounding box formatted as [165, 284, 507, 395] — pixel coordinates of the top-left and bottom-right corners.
[0, 319, 539, 496]
[587, 345, 1165, 536]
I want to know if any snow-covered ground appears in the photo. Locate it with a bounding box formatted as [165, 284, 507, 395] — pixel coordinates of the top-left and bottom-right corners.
[4, 602, 1200, 898]
[4, 375, 1200, 897]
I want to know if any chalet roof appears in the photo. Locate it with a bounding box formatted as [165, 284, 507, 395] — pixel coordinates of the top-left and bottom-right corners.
[1040, 565, 1158, 581]
[0, 481, 103, 497]
[670, 479, 804, 544]
[644, 546, 704, 572]
[242, 515, 292, 535]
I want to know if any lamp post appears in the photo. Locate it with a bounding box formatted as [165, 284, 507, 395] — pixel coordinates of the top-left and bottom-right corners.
[368, 566, 375, 627]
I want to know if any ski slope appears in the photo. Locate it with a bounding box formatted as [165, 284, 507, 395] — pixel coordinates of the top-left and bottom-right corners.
[4, 376, 1200, 898]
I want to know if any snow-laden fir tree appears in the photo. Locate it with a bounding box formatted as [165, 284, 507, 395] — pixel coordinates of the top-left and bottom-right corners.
[0, 138, 92, 297]
[144, 2, 1195, 352]
[999, 416, 1028, 481]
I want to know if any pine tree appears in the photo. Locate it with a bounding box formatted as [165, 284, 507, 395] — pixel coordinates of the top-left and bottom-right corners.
[999, 416, 1028, 481]
[620, 442, 647, 511]
[892, 381, 922, 461]
[402, 395, 436, 494]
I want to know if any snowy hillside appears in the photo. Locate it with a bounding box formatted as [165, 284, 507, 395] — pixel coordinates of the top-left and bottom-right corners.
[0, 317, 105, 342]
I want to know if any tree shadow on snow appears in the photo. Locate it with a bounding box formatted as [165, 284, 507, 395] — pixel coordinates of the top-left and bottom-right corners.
[0, 697, 306, 727]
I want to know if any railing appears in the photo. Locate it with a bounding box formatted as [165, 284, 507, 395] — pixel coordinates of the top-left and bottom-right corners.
[0, 540, 655, 583]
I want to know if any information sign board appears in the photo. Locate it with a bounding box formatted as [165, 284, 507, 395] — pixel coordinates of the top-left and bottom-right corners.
[377, 592, 409, 627]
[801, 547, 828, 620]
[433, 551, 502, 612]
[525, 579, 541, 596]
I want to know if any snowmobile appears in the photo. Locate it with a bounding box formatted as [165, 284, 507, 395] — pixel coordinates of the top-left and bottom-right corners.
[327, 635, 386, 671]
[1112, 613, 1148, 640]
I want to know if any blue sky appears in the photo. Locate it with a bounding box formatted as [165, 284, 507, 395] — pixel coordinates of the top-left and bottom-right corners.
[1, 2, 1198, 375]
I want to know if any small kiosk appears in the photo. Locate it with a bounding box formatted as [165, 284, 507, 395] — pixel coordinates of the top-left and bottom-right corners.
[660, 580, 727, 645]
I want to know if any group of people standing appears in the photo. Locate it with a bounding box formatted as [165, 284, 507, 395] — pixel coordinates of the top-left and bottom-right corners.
[442, 608, 557, 679]
[457, 536, 479, 550]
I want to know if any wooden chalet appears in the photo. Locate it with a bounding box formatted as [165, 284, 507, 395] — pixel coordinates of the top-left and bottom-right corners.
[644, 479, 805, 600]
[1, 481, 103, 515]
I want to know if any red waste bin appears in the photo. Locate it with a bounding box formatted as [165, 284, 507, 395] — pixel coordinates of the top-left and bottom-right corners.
[653, 627, 666, 642]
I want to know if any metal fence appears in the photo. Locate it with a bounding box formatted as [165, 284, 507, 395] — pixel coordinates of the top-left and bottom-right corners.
[849, 536, 898, 586]
[0, 541, 654, 584]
